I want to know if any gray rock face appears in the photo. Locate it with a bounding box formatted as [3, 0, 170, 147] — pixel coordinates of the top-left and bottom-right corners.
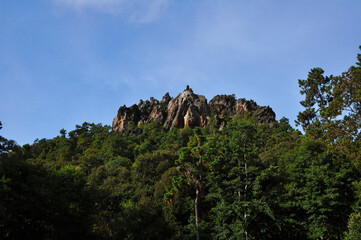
[112, 104, 140, 134]
[163, 87, 209, 129]
[112, 86, 276, 134]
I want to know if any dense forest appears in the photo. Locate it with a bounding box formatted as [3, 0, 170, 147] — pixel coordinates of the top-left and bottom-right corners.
[1, 47, 361, 240]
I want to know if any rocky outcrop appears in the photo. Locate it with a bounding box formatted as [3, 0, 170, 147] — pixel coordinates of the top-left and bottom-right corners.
[112, 86, 276, 134]
[208, 95, 276, 130]
[112, 104, 140, 133]
[164, 86, 209, 129]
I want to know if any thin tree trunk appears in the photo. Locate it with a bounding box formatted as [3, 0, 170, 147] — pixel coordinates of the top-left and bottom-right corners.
[194, 137, 203, 240]
[195, 181, 200, 240]
[244, 142, 248, 240]
[195, 153, 202, 240]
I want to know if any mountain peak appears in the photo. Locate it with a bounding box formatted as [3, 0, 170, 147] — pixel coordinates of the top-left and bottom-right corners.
[184, 85, 193, 93]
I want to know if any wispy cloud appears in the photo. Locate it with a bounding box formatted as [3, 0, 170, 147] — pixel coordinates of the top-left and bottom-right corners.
[54, 0, 169, 23]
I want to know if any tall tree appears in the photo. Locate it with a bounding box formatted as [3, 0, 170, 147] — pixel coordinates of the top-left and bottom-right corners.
[297, 46, 361, 146]
[165, 127, 207, 240]
[208, 117, 268, 239]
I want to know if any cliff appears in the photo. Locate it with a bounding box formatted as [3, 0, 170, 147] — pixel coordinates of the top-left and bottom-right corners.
[112, 86, 276, 134]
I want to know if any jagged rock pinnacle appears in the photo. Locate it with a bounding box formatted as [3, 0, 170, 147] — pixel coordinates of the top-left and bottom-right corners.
[184, 85, 193, 93]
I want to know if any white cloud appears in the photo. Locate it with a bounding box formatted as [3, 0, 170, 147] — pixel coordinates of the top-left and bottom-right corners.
[54, 0, 169, 23]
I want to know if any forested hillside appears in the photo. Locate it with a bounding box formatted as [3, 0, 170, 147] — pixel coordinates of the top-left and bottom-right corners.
[1, 47, 361, 240]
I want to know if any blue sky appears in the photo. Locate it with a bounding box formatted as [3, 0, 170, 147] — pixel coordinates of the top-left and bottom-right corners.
[1, 0, 360, 145]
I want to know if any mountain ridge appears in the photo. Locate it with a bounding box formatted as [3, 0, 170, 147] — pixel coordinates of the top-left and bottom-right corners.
[112, 86, 276, 134]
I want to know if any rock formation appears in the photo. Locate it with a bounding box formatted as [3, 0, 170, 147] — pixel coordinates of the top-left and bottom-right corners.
[163, 86, 209, 130]
[112, 86, 276, 134]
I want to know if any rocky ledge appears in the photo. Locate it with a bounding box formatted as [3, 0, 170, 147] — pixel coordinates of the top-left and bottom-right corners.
[112, 86, 276, 134]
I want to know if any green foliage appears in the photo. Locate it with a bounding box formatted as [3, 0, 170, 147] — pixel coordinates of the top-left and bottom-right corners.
[0, 122, 18, 155]
[0, 114, 357, 239]
[297, 46, 361, 148]
[285, 138, 358, 239]
[207, 117, 282, 239]
[159, 101, 168, 112]
[345, 212, 361, 240]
